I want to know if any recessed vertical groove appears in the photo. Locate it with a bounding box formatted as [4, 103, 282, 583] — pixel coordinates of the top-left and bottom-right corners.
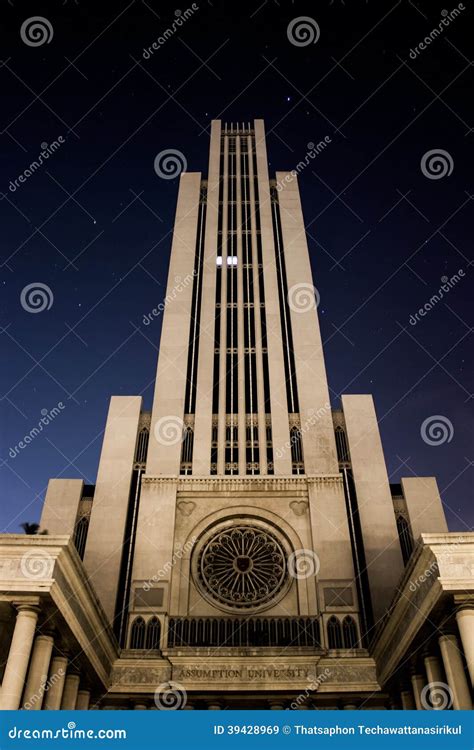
[184, 183, 207, 417]
[217, 136, 229, 474]
[236, 135, 246, 475]
[270, 187, 300, 416]
[247, 135, 267, 474]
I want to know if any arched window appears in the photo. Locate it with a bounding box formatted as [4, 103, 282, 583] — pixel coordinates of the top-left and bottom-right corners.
[181, 426, 194, 464]
[397, 515, 414, 565]
[73, 516, 89, 560]
[327, 616, 343, 649]
[145, 617, 161, 650]
[342, 616, 358, 649]
[135, 428, 149, 464]
[130, 617, 146, 649]
[335, 426, 349, 462]
[290, 426, 303, 464]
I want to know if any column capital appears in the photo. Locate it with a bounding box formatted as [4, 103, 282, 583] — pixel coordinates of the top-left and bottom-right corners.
[65, 663, 81, 677]
[424, 653, 441, 663]
[33, 633, 54, 644]
[14, 603, 41, 617]
[439, 633, 458, 645]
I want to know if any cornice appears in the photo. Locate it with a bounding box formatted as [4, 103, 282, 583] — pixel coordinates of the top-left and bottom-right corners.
[142, 474, 343, 487]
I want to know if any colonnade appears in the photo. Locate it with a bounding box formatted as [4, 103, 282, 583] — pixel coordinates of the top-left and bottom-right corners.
[0, 604, 91, 711]
[1, 602, 472, 711]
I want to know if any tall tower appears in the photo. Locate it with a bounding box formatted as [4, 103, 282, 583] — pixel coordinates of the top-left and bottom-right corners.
[126, 120, 363, 641]
[145, 119, 338, 479]
[39, 119, 450, 708]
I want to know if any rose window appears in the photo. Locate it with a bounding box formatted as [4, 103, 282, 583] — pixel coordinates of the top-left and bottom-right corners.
[198, 525, 287, 609]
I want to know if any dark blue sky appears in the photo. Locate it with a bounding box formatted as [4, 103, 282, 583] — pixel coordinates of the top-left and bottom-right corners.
[1, 0, 472, 532]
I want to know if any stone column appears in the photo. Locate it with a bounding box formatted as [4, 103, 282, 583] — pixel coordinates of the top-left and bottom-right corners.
[61, 673, 80, 709]
[23, 633, 54, 710]
[0, 604, 39, 710]
[43, 655, 68, 709]
[207, 702, 221, 710]
[269, 701, 285, 710]
[439, 634, 472, 710]
[343, 704, 357, 710]
[456, 607, 474, 686]
[400, 690, 415, 710]
[424, 654, 445, 709]
[133, 702, 147, 710]
[183, 703, 194, 710]
[410, 673, 426, 710]
[76, 690, 91, 710]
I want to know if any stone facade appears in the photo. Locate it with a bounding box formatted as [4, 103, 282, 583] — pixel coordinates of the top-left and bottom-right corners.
[0, 121, 472, 710]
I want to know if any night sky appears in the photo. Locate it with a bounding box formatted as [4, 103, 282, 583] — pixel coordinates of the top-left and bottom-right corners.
[1, 0, 472, 533]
